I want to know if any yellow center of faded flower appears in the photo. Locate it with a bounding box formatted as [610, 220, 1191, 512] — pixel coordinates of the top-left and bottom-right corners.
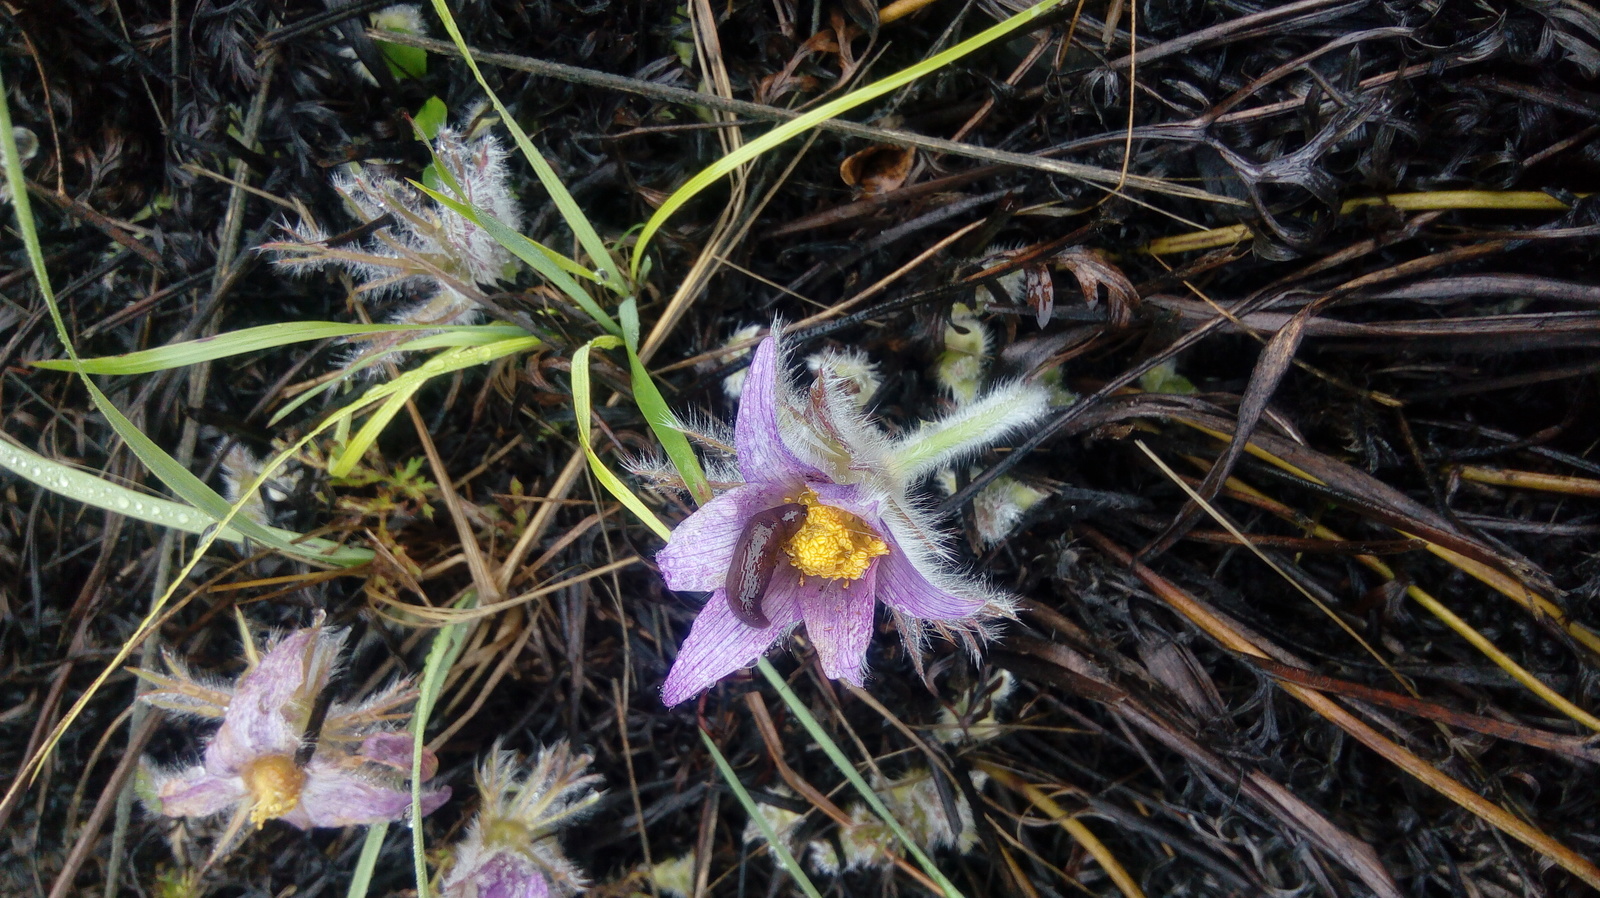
[242, 754, 306, 827]
[782, 494, 889, 582]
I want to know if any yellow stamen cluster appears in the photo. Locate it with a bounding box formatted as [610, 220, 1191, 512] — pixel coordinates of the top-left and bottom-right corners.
[242, 754, 306, 827]
[783, 500, 889, 582]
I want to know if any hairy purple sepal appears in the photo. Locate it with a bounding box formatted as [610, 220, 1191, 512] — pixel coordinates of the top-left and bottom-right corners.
[725, 503, 806, 627]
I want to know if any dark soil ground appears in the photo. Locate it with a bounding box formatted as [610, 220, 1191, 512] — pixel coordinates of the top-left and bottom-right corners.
[4, 1, 1600, 896]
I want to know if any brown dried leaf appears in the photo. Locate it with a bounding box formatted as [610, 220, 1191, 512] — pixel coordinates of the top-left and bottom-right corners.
[839, 145, 914, 196]
[1054, 247, 1139, 328]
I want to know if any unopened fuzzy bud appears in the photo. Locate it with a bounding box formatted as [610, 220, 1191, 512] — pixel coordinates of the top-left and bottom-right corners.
[935, 304, 990, 403]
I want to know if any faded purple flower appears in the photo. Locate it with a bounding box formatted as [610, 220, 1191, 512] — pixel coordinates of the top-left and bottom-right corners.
[657, 332, 1050, 705]
[268, 127, 520, 330]
[139, 623, 450, 830]
[440, 742, 602, 898]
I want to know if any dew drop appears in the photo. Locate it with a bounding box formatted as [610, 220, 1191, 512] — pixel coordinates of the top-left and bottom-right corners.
[116, 497, 130, 510]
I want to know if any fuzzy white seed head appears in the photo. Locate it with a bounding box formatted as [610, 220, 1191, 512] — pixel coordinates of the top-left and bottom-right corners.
[267, 127, 520, 332]
[371, 4, 425, 32]
[719, 323, 765, 400]
[806, 346, 883, 409]
[973, 477, 1049, 545]
[218, 444, 303, 527]
[804, 770, 983, 875]
[740, 788, 806, 849]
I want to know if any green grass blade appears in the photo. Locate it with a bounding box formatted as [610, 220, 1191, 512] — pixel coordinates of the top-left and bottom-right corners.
[699, 727, 825, 898]
[425, 0, 626, 295]
[629, 0, 1064, 280]
[1, 85, 370, 565]
[330, 382, 425, 477]
[0, 436, 220, 536]
[416, 180, 598, 284]
[410, 593, 477, 898]
[326, 335, 543, 476]
[415, 182, 622, 335]
[757, 657, 966, 898]
[572, 337, 672, 540]
[619, 299, 709, 503]
[0, 435, 369, 563]
[346, 821, 390, 898]
[265, 324, 533, 427]
[30, 322, 472, 374]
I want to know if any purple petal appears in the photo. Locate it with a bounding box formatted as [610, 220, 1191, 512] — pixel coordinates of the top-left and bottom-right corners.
[657, 484, 785, 593]
[282, 761, 450, 829]
[796, 567, 878, 686]
[734, 336, 817, 483]
[874, 539, 987, 620]
[444, 850, 551, 898]
[206, 627, 331, 771]
[155, 767, 247, 819]
[357, 732, 438, 781]
[661, 584, 802, 706]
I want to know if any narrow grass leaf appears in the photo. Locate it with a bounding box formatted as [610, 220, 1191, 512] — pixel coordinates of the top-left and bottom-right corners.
[346, 822, 390, 898]
[756, 658, 966, 898]
[410, 592, 478, 898]
[630, 0, 1064, 279]
[330, 383, 425, 477]
[32, 322, 463, 374]
[426, 0, 625, 294]
[0, 437, 370, 563]
[416, 182, 622, 334]
[699, 727, 824, 898]
[620, 299, 709, 503]
[572, 337, 673, 540]
[266, 325, 533, 426]
[328, 336, 543, 476]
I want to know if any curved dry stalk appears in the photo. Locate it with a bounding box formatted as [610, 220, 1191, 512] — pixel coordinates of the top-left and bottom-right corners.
[975, 762, 1147, 898]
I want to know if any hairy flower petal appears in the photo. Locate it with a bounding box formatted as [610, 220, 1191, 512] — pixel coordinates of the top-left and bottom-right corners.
[204, 628, 330, 772]
[797, 570, 878, 686]
[156, 767, 248, 818]
[281, 757, 450, 829]
[659, 331, 1042, 704]
[445, 850, 551, 898]
[874, 543, 988, 620]
[144, 623, 448, 833]
[357, 731, 439, 780]
[734, 336, 817, 482]
[657, 483, 786, 592]
[661, 585, 803, 706]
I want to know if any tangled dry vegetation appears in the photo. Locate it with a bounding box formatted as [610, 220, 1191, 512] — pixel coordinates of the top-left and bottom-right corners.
[3, 0, 1600, 896]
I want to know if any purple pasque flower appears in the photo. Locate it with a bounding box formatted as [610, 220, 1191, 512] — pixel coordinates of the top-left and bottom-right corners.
[657, 332, 1050, 706]
[139, 623, 450, 830]
[439, 742, 602, 898]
